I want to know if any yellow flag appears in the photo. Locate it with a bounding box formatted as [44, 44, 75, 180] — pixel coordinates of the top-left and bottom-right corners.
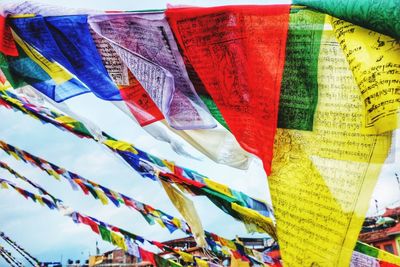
[54, 116, 78, 124]
[1, 182, 9, 189]
[268, 19, 391, 267]
[36, 195, 45, 206]
[3, 95, 25, 108]
[195, 258, 208, 267]
[230, 255, 250, 267]
[177, 251, 194, 263]
[94, 188, 109, 205]
[204, 178, 233, 198]
[231, 203, 277, 240]
[47, 169, 61, 181]
[218, 237, 237, 251]
[378, 249, 400, 266]
[9, 151, 20, 161]
[162, 159, 175, 172]
[0, 81, 11, 90]
[161, 181, 206, 247]
[103, 140, 138, 154]
[110, 232, 127, 251]
[331, 17, 400, 134]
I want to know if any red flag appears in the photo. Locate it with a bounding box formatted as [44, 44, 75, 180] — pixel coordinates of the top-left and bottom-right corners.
[0, 16, 18, 56]
[379, 261, 400, 267]
[119, 73, 164, 126]
[81, 215, 100, 234]
[167, 5, 290, 174]
[139, 247, 156, 266]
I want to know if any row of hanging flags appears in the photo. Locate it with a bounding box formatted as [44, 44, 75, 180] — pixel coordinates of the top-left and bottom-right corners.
[0, 232, 41, 267]
[0, 142, 274, 263]
[0, 244, 23, 267]
[0, 0, 398, 266]
[0, 92, 278, 266]
[0, 175, 270, 267]
[0, 178, 212, 267]
[0, 88, 276, 239]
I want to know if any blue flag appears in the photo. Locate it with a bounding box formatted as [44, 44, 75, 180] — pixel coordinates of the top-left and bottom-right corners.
[45, 15, 121, 100]
[9, 15, 121, 101]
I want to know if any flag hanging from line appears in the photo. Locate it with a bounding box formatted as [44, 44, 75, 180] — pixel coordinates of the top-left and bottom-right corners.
[167, 5, 291, 174]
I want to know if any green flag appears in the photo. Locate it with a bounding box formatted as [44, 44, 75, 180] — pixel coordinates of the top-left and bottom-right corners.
[293, 0, 400, 39]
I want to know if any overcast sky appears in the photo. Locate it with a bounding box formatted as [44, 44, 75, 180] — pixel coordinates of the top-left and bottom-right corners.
[0, 0, 399, 266]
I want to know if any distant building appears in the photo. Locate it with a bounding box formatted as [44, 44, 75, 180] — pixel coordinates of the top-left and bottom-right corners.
[359, 206, 400, 256]
[88, 249, 151, 267]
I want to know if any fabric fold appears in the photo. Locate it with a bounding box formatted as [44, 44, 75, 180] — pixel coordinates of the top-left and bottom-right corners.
[89, 13, 216, 130]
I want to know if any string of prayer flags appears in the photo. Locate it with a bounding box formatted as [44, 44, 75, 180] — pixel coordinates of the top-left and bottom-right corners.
[0, 140, 268, 264]
[0, 179, 188, 266]
[0, 87, 272, 223]
[89, 13, 216, 131]
[0, 90, 94, 139]
[0, 89, 274, 237]
[0, 245, 23, 267]
[1, 180, 237, 266]
[293, 0, 400, 39]
[0, 253, 14, 266]
[166, 5, 291, 174]
[267, 21, 391, 266]
[0, 232, 41, 266]
[331, 17, 400, 134]
[355, 242, 400, 267]
[158, 172, 276, 239]
[0, 178, 57, 210]
[0, 160, 61, 205]
[0, 140, 191, 236]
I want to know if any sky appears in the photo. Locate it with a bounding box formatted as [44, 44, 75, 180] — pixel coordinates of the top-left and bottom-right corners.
[0, 0, 399, 266]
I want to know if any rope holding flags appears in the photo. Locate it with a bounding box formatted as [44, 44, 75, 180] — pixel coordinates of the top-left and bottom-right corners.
[0, 142, 275, 265]
[0, 177, 270, 266]
[0, 246, 23, 267]
[0, 232, 39, 267]
[0, 88, 276, 239]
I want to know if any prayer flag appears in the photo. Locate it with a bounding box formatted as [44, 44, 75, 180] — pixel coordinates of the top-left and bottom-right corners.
[89, 13, 216, 130]
[293, 0, 400, 39]
[268, 22, 391, 266]
[167, 5, 291, 174]
[0, 16, 18, 56]
[331, 17, 400, 134]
